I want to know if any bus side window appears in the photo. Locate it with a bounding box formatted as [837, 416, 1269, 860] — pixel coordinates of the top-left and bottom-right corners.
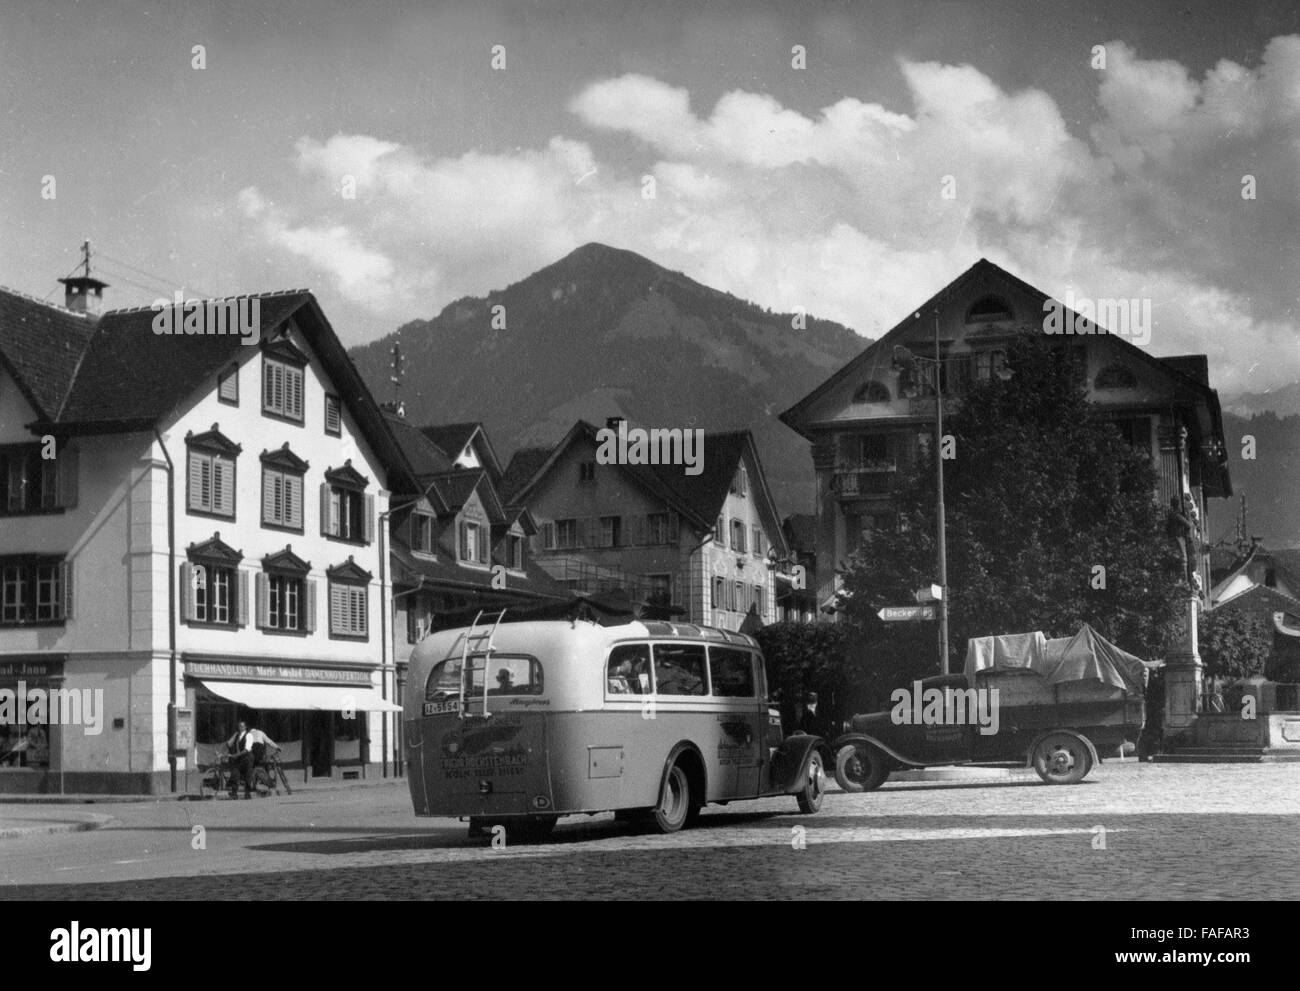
[607, 644, 651, 695]
[709, 646, 755, 697]
[653, 643, 708, 696]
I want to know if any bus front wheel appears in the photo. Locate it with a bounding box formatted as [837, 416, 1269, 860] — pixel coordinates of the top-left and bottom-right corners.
[651, 763, 692, 833]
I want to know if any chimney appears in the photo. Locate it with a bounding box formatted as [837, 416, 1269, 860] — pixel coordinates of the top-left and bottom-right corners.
[58, 240, 109, 317]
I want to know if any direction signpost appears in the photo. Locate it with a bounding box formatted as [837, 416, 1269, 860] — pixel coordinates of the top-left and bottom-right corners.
[877, 604, 937, 622]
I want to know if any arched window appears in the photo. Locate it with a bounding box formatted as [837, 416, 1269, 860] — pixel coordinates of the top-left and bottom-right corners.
[1095, 364, 1137, 389]
[965, 295, 1013, 323]
[852, 380, 891, 404]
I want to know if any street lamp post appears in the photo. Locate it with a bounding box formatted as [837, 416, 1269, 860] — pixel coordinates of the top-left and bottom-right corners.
[893, 306, 951, 675]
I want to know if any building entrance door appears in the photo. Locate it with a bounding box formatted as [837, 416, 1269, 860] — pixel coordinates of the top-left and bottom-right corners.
[307, 711, 334, 778]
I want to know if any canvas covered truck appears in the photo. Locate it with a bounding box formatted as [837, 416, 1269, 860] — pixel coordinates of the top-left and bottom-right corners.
[831, 624, 1157, 789]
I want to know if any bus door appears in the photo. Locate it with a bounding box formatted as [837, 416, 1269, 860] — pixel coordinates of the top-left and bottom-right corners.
[708, 645, 765, 798]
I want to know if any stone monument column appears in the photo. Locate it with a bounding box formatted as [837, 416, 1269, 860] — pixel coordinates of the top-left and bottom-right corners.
[1159, 425, 1203, 740]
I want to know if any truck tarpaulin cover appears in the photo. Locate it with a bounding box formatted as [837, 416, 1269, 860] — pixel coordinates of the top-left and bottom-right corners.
[963, 624, 1152, 694]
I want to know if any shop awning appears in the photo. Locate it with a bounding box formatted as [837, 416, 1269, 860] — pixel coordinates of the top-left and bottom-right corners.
[197, 679, 401, 712]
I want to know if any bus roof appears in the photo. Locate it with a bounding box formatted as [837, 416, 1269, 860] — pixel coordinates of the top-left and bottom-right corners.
[411, 618, 761, 667]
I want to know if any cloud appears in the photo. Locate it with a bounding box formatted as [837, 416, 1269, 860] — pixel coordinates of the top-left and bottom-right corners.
[239, 38, 1300, 391]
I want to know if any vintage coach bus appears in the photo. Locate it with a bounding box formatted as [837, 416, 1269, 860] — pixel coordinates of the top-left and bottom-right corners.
[404, 614, 826, 840]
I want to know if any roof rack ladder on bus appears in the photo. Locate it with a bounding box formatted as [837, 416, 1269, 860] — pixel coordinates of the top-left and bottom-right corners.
[457, 608, 507, 719]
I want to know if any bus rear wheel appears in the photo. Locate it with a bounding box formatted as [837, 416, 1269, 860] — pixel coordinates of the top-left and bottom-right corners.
[651, 763, 692, 833]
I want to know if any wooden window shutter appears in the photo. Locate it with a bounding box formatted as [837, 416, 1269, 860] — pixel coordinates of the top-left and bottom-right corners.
[329, 582, 343, 635]
[541, 522, 554, 550]
[287, 475, 302, 529]
[320, 484, 331, 536]
[357, 587, 368, 636]
[179, 563, 195, 621]
[406, 599, 417, 643]
[255, 572, 269, 629]
[212, 457, 233, 515]
[57, 445, 79, 508]
[262, 468, 277, 524]
[363, 494, 375, 543]
[58, 559, 72, 620]
[188, 452, 205, 511]
[325, 395, 341, 434]
[303, 579, 317, 633]
[289, 367, 303, 419]
[458, 522, 468, 559]
[235, 569, 249, 626]
[219, 366, 238, 403]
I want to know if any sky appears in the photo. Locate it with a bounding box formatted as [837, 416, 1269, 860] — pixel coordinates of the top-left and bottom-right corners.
[2, 0, 1298, 395]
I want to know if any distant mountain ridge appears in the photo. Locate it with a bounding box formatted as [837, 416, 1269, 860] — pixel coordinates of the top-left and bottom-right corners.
[349, 242, 868, 517]
[1224, 380, 1300, 418]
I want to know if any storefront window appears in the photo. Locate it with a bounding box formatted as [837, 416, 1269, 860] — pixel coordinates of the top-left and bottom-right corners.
[0, 724, 48, 769]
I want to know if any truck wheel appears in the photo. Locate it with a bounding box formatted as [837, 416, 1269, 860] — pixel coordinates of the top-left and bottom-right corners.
[651, 762, 692, 833]
[1032, 733, 1093, 784]
[835, 744, 889, 792]
[796, 749, 826, 813]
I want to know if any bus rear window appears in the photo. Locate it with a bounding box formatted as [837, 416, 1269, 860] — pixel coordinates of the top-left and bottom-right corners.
[709, 647, 755, 697]
[426, 654, 543, 699]
[653, 643, 707, 696]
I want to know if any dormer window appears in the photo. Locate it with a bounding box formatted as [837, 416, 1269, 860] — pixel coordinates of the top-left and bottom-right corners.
[852, 380, 891, 404]
[458, 520, 488, 566]
[409, 511, 436, 556]
[505, 530, 525, 571]
[965, 295, 1013, 323]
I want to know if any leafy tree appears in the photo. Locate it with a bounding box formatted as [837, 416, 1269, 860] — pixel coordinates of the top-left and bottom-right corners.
[839, 335, 1185, 680]
[755, 622, 856, 731]
[1198, 607, 1269, 680]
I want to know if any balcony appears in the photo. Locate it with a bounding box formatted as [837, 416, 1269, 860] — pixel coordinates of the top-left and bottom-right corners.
[832, 463, 897, 498]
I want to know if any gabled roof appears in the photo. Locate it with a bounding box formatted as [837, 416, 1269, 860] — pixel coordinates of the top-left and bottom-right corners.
[420, 422, 503, 480]
[506, 420, 715, 530]
[646, 430, 790, 557]
[431, 469, 507, 523]
[500, 445, 553, 503]
[504, 420, 789, 554]
[778, 257, 1231, 497]
[0, 286, 97, 420]
[55, 291, 310, 428]
[0, 286, 423, 498]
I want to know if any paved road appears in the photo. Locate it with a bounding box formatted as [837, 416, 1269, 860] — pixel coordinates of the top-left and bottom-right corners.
[2, 761, 1296, 899]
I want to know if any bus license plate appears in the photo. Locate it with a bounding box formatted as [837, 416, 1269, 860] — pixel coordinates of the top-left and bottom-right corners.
[423, 700, 460, 716]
